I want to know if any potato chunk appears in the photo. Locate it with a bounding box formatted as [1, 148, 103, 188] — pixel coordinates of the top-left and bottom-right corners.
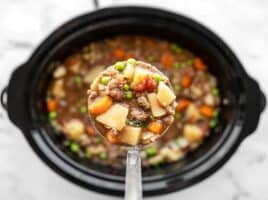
[123, 63, 135, 80]
[147, 93, 167, 117]
[157, 81, 176, 107]
[183, 124, 203, 143]
[63, 119, 85, 140]
[132, 66, 152, 86]
[96, 104, 129, 130]
[120, 126, 142, 145]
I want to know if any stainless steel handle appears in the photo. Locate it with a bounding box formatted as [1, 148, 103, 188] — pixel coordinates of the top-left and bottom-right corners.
[125, 147, 142, 200]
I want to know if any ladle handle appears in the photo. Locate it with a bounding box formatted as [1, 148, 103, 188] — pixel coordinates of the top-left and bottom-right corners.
[125, 147, 142, 200]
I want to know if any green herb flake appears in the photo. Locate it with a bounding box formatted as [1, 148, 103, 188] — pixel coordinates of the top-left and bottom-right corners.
[171, 43, 182, 54]
[209, 119, 217, 128]
[173, 62, 182, 69]
[212, 88, 219, 96]
[125, 91, 133, 99]
[147, 55, 155, 62]
[123, 83, 130, 91]
[74, 76, 82, 84]
[70, 142, 80, 153]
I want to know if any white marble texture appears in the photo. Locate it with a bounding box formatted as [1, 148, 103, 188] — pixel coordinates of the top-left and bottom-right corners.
[0, 0, 267, 199]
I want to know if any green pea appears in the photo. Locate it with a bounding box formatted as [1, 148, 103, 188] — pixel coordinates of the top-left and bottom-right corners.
[127, 58, 137, 65]
[146, 146, 157, 157]
[175, 112, 181, 119]
[173, 62, 182, 69]
[212, 88, 219, 96]
[171, 43, 182, 54]
[101, 76, 110, 85]
[186, 59, 193, 66]
[147, 55, 155, 62]
[99, 152, 108, 160]
[80, 106, 87, 114]
[49, 111, 57, 120]
[209, 119, 217, 128]
[114, 61, 126, 71]
[70, 142, 80, 153]
[74, 76, 82, 84]
[213, 110, 219, 118]
[152, 74, 163, 82]
[123, 83, 130, 91]
[85, 150, 92, 159]
[174, 85, 181, 92]
[125, 91, 133, 99]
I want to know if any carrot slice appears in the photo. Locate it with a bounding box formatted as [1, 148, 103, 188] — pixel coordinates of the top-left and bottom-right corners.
[176, 99, 191, 111]
[47, 99, 57, 112]
[106, 131, 119, 144]
[160, 53, 175, 69]
[181, 76, 193, 88]
[113, 48, 125, 60]
[86, 126, 95, 136]
[148, 121, 163, 134]
[89, 96, 113, 116]
[199, 105, 214, 117]
[194, 58, 207, 71]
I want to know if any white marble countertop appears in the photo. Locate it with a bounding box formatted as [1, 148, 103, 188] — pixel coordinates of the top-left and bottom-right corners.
[0, 0, 267, 199]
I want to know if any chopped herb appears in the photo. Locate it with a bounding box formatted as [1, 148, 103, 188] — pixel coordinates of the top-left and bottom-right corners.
[99, 152, 107, 160]
[74, 76, 82, 84]
[152, 73, 163, 82]
[49, 111, 57, 120]
[123, 83, 130, 91]
[146, 146, 157, 157]
[80, 106, 87, 114]
[125, 91, 133, 99]
[173, 62, 182, 69]
[70, 142, 80, 153]
[147, 55, 155, 62]
[150, 115, 155, 120]
[209, 119, 217, 128]
[212, 88, 219, 96]
[101, 76, 110, 85]
[127, 119, 146, 127]
[127, 58, 137, 65]
[114, 61, 126, 71]
[171, 43, 182, 54]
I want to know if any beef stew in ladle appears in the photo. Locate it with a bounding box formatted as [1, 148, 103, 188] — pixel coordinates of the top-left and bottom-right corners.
[87, 59, 176, 199]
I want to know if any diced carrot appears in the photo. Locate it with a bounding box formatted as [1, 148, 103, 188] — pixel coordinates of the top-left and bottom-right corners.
[88, 96, 113, 116]
[47, 99, 57, 112]
[194, 58, 207, 71]
[181, 76, 193, 88]
[65, 54, 81, 67]
[86, 126, 95, 136]
[176, 99, 191, 111]
[199, 105, 214, 117]
[113, 48, 125, 59]
[148, 121, 163, 134]
[106, 131, 119, 144]
[160, 53, 175, 68]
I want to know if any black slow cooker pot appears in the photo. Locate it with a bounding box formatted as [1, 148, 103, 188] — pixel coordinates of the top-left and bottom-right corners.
[1, 7, 266, 196]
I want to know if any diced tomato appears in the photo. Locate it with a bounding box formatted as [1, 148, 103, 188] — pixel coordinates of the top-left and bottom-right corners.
[133, 76, 157, 92]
